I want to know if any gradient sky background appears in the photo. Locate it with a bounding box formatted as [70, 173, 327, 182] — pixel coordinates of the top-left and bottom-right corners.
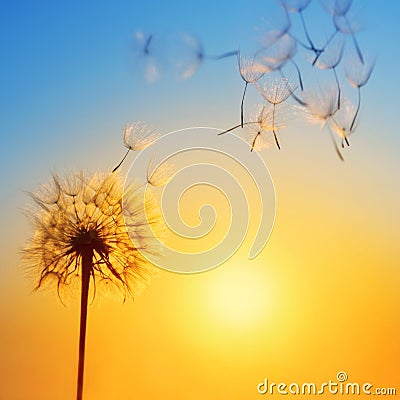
[0, 1, 399, 399]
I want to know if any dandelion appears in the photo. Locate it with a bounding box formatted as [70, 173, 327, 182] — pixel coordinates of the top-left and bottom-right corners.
[166, 31, 237, 80]
[328, 97, 358, 147]
[247, 103, 282, 151]
[279, 0, 322, 60]
[131, 31, 161, 83]
[22, 171, 161, 400]
[345, 55, 375, 131]
[257, 6, 291, 48]
[238, 52, 266, 128]
[315, 33, 345, 109]
[314, 0, 353, 65]
[256, 77, 297, 149]
[319, 0, 353, 17]
[218, 103, 281, 151]
[257, 33, 304, 91]
[303, 86, 344, 160]
[113, 121, 159, 172]
[146, 153, 175, 187]
[333, 10, 364, 63]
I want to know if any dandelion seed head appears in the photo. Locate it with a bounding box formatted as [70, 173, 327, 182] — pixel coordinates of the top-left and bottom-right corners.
[22, 171, 161, 301]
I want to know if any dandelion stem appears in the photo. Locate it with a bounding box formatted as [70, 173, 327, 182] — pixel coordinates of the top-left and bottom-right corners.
[76, 248, 93, 400]
[312, 29, 338, 66]
[241, 82, 248, 128]
[144, 34, 153, 55]
[333, 67, 341, 110]
[350, 87, 361, 132]
[327, 128, 344, 162]
[112, 148, 131, 173]
[272, 104, 281, 150]
[251, 132, 261, 152]
[344, 15, 364, 64]
[291, 59, 304, 91]
[278, 68, 307, 106]
[300, 11, 316, 52]
[208, 50, 238, 60]
[218, 121, 255, 135]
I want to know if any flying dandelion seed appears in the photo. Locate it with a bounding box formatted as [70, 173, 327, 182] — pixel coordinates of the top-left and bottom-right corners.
[166, 31, 238, 80]
[319, 0, 353, 17]
[313, 0, 353, 65]
[113, 121, 160, 172]
[328, 97, 358, 147]
[256, 33, 304, 91]
[131, 31, 162, 83]
[218, 103, 281, 152]
[279, 0, 322, 59]
[302, 86, 344, 160]
[333, 10, 364, 63]
[256, 76, 297, 149]
[257, 6, 291, 48]
[315, 33, 345, 109]
[146, 153, 176, 187]
[246, 103, 282, 151]
[22, 171, 161, 400]
[345, 54, 375, 131]
[237, 52, 266, 128]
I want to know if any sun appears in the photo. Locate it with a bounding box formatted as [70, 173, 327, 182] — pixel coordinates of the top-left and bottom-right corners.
[205, 261, 274, 327]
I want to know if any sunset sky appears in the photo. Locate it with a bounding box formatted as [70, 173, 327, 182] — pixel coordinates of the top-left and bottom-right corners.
[0, 1, 399, 399]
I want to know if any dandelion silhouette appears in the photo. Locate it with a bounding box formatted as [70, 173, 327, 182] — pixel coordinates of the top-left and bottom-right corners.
[22, 171, 160, 400]
[113, 121, 160, 173]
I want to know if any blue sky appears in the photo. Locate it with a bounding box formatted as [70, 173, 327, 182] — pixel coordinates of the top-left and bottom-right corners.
[0, 0, 399, 256]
